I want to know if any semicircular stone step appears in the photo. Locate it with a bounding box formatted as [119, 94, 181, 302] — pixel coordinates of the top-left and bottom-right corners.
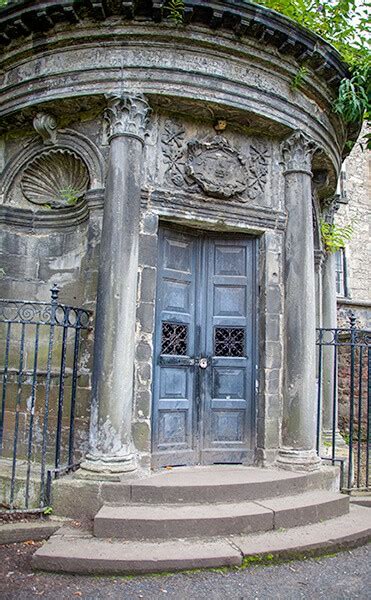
[93, 491, 349, 540]
[32, 505, 370, 576]
[128, 465, 337, 504]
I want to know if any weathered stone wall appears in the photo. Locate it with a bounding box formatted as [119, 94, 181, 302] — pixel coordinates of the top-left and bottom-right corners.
[0, 118, 106, 465]
[335, 125, 371, 326]
[335, 127, 370, 438]
[338, 342, 368, 438]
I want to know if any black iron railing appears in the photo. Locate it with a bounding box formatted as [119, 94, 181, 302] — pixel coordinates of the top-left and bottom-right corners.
[0, 286, 91, 512]
[316, 314, 370, 493]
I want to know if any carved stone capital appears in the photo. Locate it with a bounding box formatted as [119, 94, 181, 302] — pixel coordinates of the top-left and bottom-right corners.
[104, 93, 151, 144]
[321, 195, 341, 224]
[281, 130, 320, 174]
[33, 112, 58, 145]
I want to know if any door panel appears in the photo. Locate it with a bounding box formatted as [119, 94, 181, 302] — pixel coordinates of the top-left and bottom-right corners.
[201, 238, 254, 464]
[152, 227, 256, 468]
[152, 228, 199, 467]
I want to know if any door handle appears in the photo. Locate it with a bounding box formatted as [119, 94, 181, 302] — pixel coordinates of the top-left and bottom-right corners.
[199, 357, 208, 369]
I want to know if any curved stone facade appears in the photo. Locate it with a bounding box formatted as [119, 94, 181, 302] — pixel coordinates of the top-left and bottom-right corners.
[0, 1, 359, 482]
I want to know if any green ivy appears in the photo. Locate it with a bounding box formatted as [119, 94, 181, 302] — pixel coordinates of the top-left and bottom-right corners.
[320, 219, 353, 254]
[334, 65, 370, 123]
[164, 0, 185, 25]
[291, 66, 309, 91]
[255, 0, 370, 143]
[59, 187, 79, 206]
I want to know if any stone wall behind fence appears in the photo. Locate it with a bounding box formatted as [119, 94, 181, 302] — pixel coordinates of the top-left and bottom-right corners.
[336, 126, 370, 436]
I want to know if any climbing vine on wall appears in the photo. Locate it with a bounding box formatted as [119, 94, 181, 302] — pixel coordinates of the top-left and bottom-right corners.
[320, 220, 354, 254]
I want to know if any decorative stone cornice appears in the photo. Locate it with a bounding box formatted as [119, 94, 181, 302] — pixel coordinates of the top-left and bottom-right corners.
[0, 1, 351, 90]
[280, 130, 320, 175]
[104, 93, 151, 144]
[33, 112, 58, 145]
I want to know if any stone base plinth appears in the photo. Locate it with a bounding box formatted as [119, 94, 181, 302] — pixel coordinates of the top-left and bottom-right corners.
[79, 452, 137, 481]
[276, 448, 322, 472]
[321, 429, 348, 450]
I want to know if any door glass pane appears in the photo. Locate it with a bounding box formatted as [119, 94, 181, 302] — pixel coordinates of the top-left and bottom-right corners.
[161, 322, 188, 355]
[214, 327, 245, 357]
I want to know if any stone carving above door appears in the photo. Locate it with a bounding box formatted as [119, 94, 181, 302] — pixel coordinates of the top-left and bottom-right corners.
[160, 120, 269, 202]
[20, 149, 89, 208]
[186, 137, 248, 199]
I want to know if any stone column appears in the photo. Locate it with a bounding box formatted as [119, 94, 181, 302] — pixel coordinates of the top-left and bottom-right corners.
[321, 244, 347, 449]
[277, 130, 321, 471]
[321, 251, 337, 438]
[82, 93, 151, 477]
[314, 249, 324, 331]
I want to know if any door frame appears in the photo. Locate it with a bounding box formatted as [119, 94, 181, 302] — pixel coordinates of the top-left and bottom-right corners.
[151, 222, 259, 469]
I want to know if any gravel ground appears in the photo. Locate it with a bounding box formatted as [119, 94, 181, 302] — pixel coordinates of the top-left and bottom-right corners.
[1, 541, 369, 600]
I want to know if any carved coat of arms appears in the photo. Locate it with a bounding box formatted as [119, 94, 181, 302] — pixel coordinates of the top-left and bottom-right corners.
[161, 120, 269, 202]
[185, 137, 248, 199]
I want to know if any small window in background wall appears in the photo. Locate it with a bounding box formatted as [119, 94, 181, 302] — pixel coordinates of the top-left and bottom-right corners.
[335, 248, 348, 297]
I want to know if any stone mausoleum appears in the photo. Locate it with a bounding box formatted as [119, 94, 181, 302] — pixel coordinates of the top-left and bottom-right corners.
[1, 0, 368, 574]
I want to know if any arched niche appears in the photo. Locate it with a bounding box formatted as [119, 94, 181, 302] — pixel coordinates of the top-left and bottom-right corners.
[1, 129, 105, 207]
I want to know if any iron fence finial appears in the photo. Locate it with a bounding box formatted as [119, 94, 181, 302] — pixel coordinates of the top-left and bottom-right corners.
[349, 310, 356, 329]
[50, 283, 60, 304]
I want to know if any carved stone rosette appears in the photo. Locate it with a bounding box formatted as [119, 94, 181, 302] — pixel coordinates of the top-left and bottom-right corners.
[104, 93, 151, 144]
[281, 130, 320, 174]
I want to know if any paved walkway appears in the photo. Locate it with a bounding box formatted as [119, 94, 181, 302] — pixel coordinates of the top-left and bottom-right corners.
[1, 541, 369, 599]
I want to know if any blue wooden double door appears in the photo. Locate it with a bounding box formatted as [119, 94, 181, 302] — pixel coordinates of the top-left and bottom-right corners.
[152, 225, 256, 467]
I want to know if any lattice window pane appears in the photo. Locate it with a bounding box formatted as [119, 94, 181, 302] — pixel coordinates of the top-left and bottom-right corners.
[161, 322, 188, 355]
[214, 327, 245, 357]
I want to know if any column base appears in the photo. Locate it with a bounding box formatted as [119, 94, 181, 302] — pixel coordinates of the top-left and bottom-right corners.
[321, 430, 349, 462]
[79, 451, 137, 481]
[276, 448, 321, 472]
[321, 429, 348, 448]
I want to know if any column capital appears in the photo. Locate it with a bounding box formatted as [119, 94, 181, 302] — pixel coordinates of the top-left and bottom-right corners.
[104, 92, 151, 144]
[281, 130, 320, 175]
[321, 195, 341, 225]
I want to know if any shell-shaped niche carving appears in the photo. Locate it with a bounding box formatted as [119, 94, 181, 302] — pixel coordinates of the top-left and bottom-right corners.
[20, 149, 89, 208]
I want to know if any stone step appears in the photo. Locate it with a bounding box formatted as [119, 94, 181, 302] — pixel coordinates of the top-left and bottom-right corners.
[128, 465, 338, 504]
[94, 491, 349, 540]
[230, 504, 371, 559]
[32, 505, 371, 575]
